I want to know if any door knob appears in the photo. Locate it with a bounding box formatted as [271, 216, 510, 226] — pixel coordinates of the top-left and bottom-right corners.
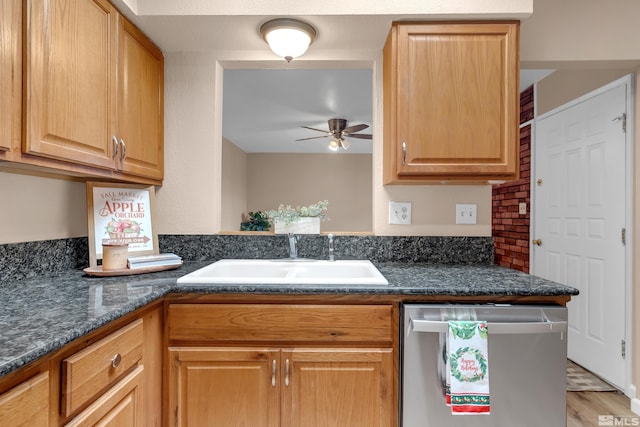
[532, 239, 542, 246]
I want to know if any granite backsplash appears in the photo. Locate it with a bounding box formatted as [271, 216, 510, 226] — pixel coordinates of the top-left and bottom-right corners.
[0, 234, 493, 283]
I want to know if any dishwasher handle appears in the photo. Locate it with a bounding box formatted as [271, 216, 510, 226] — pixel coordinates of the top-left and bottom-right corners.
[409, 318, 567, 335]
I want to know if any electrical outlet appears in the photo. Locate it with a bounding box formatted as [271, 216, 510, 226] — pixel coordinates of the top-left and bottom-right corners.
[389, 202, 412, 225]
[456, 204, 477, 225]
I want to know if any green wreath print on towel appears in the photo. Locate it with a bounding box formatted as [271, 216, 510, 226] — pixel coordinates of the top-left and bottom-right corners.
[450, 347, 488, 382]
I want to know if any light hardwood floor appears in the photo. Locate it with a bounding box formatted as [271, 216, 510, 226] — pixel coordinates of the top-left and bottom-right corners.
[567, 391, 638, 427]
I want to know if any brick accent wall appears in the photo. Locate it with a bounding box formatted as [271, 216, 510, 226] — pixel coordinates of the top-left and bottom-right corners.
[492, 85, 534, 272]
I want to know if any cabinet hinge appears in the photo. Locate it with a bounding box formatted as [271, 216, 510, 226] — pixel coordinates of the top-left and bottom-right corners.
[621, 227, 626, 246]
[621, 339, 626, 359]
[612, 113, 627, 133]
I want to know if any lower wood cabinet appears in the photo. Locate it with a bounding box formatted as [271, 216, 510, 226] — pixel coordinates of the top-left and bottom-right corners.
[168, 346, 393, 427]
[282, 348, 393, 427]
[166, 303, 396, 427]
[168, 347, 279, 427]
[0, 371, 49, 426]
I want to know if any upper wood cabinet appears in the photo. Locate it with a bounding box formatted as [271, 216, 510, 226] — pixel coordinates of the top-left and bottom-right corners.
[383, 21, 520, 183]
[24, 0, 117, 170]
[0, 0, 21, 156]
[23, 0, 163, 182]
[117, 19, 164, 181]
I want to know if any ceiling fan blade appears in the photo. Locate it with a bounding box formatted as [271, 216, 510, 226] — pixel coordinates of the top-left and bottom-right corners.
[301, 126, 330, 133]
[345, 133, 372, 139]
[342, 124, 369, 134]
[295, 135, 330, 141]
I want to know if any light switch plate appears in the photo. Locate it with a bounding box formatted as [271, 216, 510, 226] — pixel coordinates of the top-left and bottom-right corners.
[519, 202, 527, 215]
[456, 204, 477, 224]
[389, 202, 412, 225]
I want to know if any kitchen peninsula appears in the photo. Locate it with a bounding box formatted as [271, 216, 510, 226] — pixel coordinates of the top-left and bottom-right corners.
[0, 235, 578, 426]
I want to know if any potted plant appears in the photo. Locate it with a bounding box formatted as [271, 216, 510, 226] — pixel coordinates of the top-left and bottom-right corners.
[267, 200, 328, 234]
[240, 211, 271, 232]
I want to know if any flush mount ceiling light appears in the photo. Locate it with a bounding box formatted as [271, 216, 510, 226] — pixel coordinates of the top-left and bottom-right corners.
[259, 18, 317, 62]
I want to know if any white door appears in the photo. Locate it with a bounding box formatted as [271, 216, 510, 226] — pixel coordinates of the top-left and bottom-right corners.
[533, 82, 627, 389]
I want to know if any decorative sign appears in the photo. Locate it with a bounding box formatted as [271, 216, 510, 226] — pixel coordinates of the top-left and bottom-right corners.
[87, 182, 158, 267]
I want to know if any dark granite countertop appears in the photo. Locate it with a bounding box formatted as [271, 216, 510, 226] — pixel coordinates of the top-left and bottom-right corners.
[0, 261, 578, 378]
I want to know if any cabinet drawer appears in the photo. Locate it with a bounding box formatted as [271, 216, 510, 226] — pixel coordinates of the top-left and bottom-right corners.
[168, 304, 393, 343]
[61, 319, 143, 416]
[65, 365, 144, 427]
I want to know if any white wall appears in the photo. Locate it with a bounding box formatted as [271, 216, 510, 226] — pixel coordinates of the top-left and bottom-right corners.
[520, 0, 640, 66]
[154, 52, 221, 235]
[0, 172, 87, 244]
[244, 153, 373, 233]
[221, 138, 248, 231]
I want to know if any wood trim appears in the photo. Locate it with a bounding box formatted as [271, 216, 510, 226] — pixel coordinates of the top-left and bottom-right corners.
[165, 292, 572, 307]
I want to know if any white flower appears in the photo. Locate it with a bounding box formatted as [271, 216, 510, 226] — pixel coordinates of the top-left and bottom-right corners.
[267, 200, 329, 225]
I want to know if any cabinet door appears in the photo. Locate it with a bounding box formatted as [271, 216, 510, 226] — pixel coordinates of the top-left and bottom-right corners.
[65, 365, 143, 427]
[168, 347, 280, 427]
[0, 371, 49, 426]
[384, 22, 519, 182]
[117, 17, 164, 180]
[24, 0, 116, 169]
[282, 348, 394, 427]
[0, 0, 20, 154]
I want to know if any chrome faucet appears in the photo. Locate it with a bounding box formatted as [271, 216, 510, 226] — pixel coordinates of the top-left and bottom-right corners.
[328, 234, 335, 261]
[288, 233, 298, 259]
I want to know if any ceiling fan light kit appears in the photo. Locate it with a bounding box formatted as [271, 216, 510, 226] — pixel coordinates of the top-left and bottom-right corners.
[296, 118, 372, 152]
[259, 18, 317, 62]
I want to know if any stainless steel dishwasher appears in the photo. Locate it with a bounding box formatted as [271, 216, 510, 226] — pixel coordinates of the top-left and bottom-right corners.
[402, 304, 568, 427]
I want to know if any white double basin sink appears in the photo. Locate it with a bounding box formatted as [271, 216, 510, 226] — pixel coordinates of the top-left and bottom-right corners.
[177, 259, 389, 286]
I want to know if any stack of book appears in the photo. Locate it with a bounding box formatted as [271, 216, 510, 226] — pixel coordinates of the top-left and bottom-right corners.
[127, 253, 182, 269]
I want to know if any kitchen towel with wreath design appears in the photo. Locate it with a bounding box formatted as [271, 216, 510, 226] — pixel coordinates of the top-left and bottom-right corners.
[446, 320, 490, 414]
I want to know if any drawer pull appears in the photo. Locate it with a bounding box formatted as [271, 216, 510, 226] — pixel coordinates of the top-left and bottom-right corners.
[111, 353, 122, 368]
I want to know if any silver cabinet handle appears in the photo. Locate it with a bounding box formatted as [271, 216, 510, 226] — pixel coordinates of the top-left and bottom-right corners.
[119, 138, 127, 161]
[409, 319, 567, 335]
[112, 136, 119, 159]
[285, 359, 290, 387]
[111, 353, 122, 368]
[402, 141, 407, 165]
[271, 359, 276, 388]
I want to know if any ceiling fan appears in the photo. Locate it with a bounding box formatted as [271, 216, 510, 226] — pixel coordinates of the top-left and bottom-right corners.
[295, 118, 372, 151]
